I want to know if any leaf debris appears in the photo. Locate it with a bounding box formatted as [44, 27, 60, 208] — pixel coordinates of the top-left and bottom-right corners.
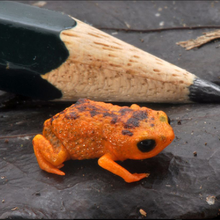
[139, 208, 147, 217]
[176, 30, 220, 50]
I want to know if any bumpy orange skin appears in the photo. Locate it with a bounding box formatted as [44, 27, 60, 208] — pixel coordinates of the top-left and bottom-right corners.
[33, 98, 175, 183]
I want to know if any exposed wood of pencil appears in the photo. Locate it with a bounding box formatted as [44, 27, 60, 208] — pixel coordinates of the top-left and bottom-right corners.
[42, 17, 196, 103]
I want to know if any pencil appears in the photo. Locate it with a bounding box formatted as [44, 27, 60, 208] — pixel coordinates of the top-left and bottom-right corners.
[0, 1, 219, 103]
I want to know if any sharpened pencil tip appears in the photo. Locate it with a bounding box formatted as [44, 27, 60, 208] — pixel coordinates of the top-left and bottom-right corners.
[189, 78, 220, 103]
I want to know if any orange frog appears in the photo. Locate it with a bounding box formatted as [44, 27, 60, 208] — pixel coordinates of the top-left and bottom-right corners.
[33, 98, 174, 183]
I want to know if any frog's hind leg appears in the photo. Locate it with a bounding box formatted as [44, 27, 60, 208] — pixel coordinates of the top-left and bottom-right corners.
[33, 134, 70, 176]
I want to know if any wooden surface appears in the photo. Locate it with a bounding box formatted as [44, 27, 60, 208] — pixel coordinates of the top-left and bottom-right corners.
[1, 1, 220, 219]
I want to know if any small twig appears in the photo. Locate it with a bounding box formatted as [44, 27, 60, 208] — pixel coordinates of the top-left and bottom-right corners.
[0, 133, 37, 140]
[97, 25, 220, 33]
[177, 29, 220, 50]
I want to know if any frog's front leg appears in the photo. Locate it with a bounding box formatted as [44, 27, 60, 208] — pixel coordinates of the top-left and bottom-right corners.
[33, 134, 69, 176]
[98, 154, 149, 183]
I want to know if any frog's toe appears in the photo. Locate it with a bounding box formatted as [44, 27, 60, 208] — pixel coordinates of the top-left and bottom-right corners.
[37, 154, 65, 176]
[125, 173, 150, 183]
[134, 173, 149, 181]
[48, 166, 65, 176]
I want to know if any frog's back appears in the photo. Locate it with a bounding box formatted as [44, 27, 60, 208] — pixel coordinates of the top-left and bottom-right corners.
[44, 98, 120, 159]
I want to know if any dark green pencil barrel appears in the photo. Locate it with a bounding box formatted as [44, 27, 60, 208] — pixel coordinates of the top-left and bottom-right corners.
[0, 1, 76, 100]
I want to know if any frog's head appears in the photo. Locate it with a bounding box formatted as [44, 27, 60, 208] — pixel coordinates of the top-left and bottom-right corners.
[128, 107, 174, 160]
[104, 104, 175, 160]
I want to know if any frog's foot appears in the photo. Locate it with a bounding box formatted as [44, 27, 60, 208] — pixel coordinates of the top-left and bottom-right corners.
[33, 134, 69, 176]
[98, 154, 150, 183]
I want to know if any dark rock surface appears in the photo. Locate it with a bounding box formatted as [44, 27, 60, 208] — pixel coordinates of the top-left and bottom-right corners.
[1, 1, 220, 219]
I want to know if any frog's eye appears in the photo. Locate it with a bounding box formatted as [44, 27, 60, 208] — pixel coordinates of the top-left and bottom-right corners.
[137, 139, 156, 153]
[168, 117, 171, 125]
